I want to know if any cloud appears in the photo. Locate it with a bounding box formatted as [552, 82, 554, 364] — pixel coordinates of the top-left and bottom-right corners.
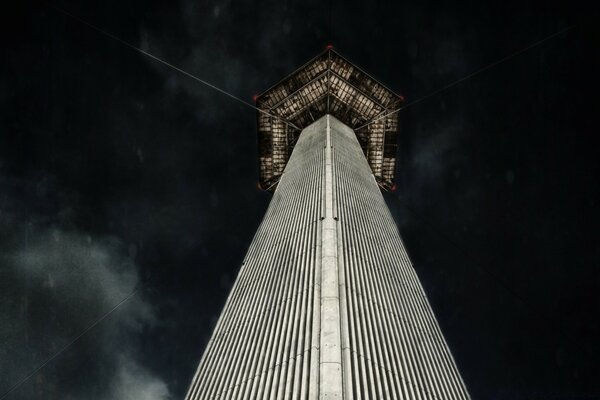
[407, 114, 467, 195]
[0, 225, 171, 399]
[109, 356, 170, 400]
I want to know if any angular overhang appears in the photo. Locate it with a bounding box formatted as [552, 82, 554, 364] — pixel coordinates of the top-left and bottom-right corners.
[256, 48, 403, 192]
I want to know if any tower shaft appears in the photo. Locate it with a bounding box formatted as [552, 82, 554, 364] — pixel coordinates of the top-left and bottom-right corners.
[185, 115, 470, 399]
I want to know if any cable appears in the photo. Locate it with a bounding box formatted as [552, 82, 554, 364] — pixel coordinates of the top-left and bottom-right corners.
[50, 5, 301, 131]
[329, 0, 333, 44]
[0, 287, 139, 400]
[357, 24, 576, 130]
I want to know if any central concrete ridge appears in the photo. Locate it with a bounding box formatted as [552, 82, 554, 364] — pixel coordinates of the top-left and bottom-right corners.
[184, 115, 471, 399]
[319, 116, 342, 397]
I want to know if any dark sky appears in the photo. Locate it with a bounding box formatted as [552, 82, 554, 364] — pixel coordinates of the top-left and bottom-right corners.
[1, 1, 598, 399]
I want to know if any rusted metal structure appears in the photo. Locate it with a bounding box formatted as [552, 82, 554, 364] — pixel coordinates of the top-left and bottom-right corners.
[185, 50, 470, 399]
[255, 48, 402, 192]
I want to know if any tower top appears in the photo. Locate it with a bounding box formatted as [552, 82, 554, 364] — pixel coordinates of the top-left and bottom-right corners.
[256, 48, 403, 191]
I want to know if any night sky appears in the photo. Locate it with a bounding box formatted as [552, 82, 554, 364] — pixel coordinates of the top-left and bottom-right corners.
[1, 1, 598, 399]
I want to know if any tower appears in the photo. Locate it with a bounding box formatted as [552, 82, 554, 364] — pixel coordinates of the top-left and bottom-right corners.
[185, 49, 470, 399]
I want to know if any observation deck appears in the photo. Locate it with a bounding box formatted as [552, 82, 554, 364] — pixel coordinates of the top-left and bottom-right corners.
[255, 48, 403, 192]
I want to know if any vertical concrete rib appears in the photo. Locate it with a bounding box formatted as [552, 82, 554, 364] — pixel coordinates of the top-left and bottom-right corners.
[319, 116, 344, 399]
[185, 115, 470, 400]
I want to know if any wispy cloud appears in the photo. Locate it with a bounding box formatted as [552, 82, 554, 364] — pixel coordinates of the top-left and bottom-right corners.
[0, 224, 171, 399]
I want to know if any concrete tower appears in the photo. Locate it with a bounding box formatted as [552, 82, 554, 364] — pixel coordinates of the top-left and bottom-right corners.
[185, 49, 470, 399]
